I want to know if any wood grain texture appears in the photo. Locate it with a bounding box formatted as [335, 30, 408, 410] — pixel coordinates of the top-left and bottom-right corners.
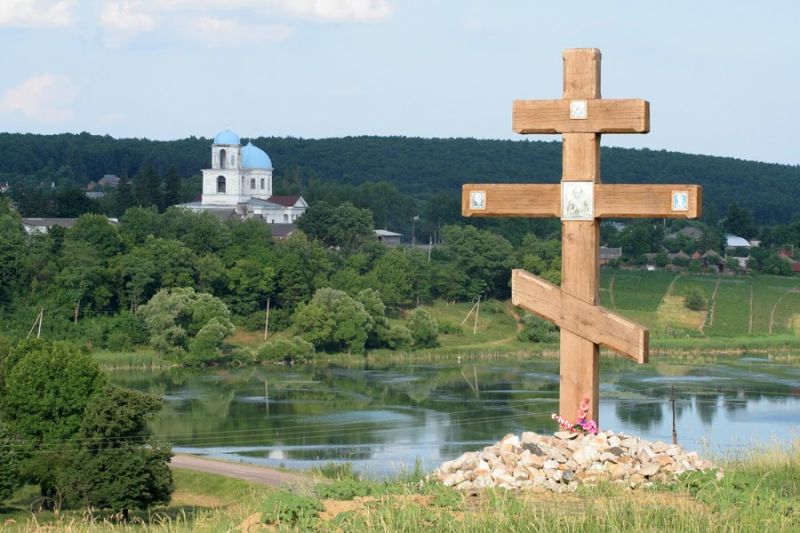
[512, 99, 650, 134]
[511, 269, 649, 364]
[596, 184, 702, 218]
[461, 184, 560, 217]
[563, 133, 600, 182]
[461, 183, 702, 219]
[558, 50, 605, 423]
[563, 48, 601, 99]
[560, 333, 599, 422]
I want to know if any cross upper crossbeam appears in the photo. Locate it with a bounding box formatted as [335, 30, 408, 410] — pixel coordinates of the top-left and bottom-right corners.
[512, 99, 649, 134]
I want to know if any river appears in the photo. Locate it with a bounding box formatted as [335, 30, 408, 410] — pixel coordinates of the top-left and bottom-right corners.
[110, 354, 800, 477]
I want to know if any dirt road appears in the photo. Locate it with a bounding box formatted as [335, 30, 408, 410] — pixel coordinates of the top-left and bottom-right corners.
[170, 454, 310, 488]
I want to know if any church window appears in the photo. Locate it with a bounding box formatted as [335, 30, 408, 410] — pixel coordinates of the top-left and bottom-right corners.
[250, 178, 256, 189]
[260, 178, 265, 189]
[217, 176, 226, 193]
[219, 149, 227, 169]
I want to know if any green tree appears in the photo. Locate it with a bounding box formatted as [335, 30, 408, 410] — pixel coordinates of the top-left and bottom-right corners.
[225, 258, 277, 316]
[274, 233, 333, 311]
[440, 225, 514, 299]
[115, 252, 157, 314]
[1, 340, 106, 507]
[65, 386, 172, 518]
[119, 206, 161, 246]
[114, 176, 133, 216]
[724, 202, 756, 239]
[257, 336, 315, 364]
[366, 248, 414, 308]
[297, 202, 374, 250]
[56, 241, 106, 322]
[0, 422, 21, 501]
[162, 167, 181, 210]
[356, 288, 410, 349]
[138, 287, 234, 362]
[138, 236, 197, 288]
[162, 208, 230, 255]
[293, 288, 371, 353]
[0, 198, 25, 303]
[65, 213, 122, 260]
[407, 307, 439, 348]
[133, 166, 162, 210]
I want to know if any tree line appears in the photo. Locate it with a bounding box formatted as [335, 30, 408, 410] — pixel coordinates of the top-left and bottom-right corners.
[2, 132, 800, 226]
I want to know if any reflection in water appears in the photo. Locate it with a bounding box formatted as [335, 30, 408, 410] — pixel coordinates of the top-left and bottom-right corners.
[109, 354, 800, 476]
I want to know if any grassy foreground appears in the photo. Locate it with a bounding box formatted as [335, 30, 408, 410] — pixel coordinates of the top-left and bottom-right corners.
[3, 443, 799, 532]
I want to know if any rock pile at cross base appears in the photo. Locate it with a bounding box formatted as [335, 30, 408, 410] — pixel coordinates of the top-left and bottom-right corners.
[432, 431, 719, 493]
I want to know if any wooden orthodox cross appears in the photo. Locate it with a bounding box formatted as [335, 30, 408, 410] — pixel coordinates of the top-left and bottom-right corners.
[462, 49, 701, 423]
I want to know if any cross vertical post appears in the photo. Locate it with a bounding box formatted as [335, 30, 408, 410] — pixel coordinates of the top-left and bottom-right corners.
[560, 49, 602, 423]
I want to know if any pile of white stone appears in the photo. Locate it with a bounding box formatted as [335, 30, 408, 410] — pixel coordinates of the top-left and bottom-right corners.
[433, 431, 719, 492]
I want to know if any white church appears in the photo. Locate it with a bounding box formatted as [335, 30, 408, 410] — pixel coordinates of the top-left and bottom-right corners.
[180, 129, 307, 226]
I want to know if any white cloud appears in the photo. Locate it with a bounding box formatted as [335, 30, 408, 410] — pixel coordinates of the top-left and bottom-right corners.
[185, 15, 292, 47]
[0, 74, 76, 123]
[100, 0, 157, 46]
[96, 0, 392, 47]
[0, 0, 73, 28]
[271, 0, 393, 22]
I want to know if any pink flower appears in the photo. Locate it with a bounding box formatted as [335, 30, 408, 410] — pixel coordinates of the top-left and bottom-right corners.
[551, 396, 599, 435]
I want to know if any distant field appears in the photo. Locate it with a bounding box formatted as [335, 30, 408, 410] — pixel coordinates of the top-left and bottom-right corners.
[604, 270, 800, 339]
[610, 271, 676, 312]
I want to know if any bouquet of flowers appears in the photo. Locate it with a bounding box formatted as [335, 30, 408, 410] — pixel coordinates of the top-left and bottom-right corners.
[551, 396, 598, 435]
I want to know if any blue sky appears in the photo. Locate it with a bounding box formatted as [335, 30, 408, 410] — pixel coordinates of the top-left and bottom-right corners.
[1, 1, 798, 165]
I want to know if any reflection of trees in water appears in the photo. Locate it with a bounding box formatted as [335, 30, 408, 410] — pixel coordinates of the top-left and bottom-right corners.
[615, 400, 664, 431]
[694, 394, 718, 426]
[108, 357, 800, 465]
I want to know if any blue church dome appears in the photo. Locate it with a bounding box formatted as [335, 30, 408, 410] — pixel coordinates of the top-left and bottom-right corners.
[213, 129, 240, 145]
[241, 141, 272, 169]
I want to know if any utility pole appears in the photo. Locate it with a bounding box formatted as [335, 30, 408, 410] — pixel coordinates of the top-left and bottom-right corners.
[264, 298, 270, 340]
[671, 385, 678, 445]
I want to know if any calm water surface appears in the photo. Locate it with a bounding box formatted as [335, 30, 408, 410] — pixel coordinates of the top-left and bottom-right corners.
[110, 354, 800, 476]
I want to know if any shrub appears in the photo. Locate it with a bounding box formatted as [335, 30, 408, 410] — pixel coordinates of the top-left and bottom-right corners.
[316, 478, 374, 500]
[437, 321, 463, 335]
[518, 313, 559, 343]
[313, 462, 355, 480]
[407, 308, 439, 348]
[684, 288, 706, 311]
[257, 336, 315, 364]
[188, 317, 235, 365]
[262, 491, 322, 526]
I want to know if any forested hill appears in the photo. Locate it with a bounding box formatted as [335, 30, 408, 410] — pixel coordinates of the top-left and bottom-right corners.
[1, 132, 798, 223]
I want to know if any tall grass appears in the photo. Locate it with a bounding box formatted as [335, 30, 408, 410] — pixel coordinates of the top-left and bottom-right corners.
[5, 444, 800, 532]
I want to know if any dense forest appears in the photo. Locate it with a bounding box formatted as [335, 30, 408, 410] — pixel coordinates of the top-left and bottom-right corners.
[1, 132, 799, 225]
